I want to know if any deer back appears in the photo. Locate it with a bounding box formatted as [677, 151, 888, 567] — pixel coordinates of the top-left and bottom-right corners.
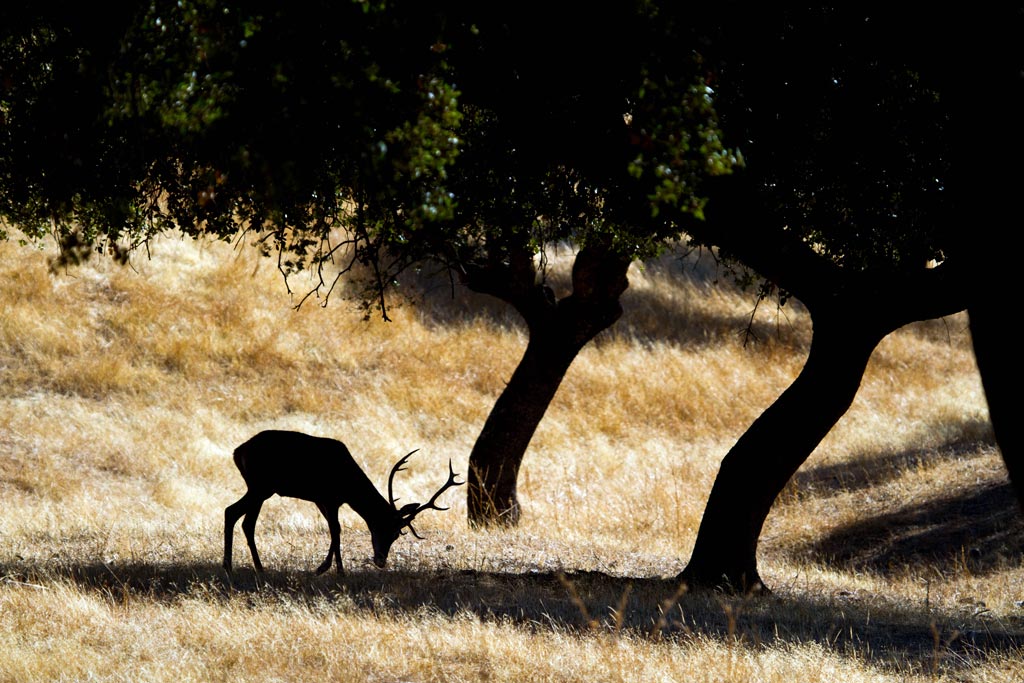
[233, 430, 383, 508]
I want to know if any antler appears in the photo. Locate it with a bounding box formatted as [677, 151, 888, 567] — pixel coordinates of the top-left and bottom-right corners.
[415, 459, 464, 513]
[387, 449, 419, 507]
[401, 459, 465, 538]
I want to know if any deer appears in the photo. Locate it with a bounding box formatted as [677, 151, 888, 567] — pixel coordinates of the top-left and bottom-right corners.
[223, 430, 464, 575]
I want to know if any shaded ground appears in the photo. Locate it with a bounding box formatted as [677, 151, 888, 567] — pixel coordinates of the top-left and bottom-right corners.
[790, 423, 995, 498]
[2, 556, 1022, 678]
[789, 432, 1024, 577]
[802, 478, 1024, 577]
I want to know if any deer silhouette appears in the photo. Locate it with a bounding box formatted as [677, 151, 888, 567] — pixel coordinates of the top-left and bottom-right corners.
[224, 430, 464, 574]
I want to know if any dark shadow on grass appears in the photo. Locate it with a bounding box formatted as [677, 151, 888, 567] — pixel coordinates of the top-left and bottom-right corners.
[781, 424, 1024, 579]
[790, 422, 996, 497]
[799, 478, 1024, 578]
[2, 557, 1022, 677]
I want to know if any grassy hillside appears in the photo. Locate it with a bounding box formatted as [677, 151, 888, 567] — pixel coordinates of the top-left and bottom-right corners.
[1, 233, 1021, 682]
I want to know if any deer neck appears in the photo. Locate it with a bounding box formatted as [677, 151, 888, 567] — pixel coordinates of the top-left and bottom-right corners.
[347, 485, 395, 526]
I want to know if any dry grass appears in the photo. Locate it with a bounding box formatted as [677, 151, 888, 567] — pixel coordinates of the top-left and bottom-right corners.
[1, 233, 1022, 682]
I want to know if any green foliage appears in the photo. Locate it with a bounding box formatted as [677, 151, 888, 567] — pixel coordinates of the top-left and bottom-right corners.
[6, 5, 961, 316]
[0, 6, 147, 250]
[1, 2, 739, 313]
[627, 77, 743, 220]
[2, 1, 471, 304]
[406, 5, 743, 295]
[381, 75, 462, 225]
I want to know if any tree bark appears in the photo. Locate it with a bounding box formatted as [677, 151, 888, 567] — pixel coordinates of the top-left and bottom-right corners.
[679, 313, 884, 592]
[957, 25, 1023, 514]
[465, 332, 580, 525]
[465, 244, 632, 526]
[970, 301, 1022, 499]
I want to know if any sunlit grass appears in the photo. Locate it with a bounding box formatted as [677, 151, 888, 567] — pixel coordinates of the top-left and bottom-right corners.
[1, 234, 1021, 682]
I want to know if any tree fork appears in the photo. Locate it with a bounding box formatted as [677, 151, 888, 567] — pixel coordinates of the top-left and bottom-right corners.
[466, 245, 631, 526]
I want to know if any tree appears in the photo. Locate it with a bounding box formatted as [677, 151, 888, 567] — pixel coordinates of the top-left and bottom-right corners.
[955, 14, 1024, 537]
[0, 2, 739, 526]
[425, 8, 742, 524]
[1, 1, 463, 268]
[670, 7, 1022, 592]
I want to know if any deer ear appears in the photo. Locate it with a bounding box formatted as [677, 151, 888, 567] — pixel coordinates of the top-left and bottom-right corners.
[398, 502, 420, 517]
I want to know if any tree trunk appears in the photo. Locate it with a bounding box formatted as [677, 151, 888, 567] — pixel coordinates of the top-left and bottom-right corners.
[466, 333, 579, 525]
[466, 245, 632, 526]
[970, 286, 1023, 510]
[957, 31, 1022, 513]
[679, 313, 884, 592]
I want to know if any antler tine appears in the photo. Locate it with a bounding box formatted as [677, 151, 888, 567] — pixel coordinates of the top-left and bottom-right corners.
[405, 458, 465, 520]
[388, 449, 419, 507]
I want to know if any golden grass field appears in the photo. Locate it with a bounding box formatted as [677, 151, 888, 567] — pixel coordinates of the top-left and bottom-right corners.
[0, 232, 1022, 682]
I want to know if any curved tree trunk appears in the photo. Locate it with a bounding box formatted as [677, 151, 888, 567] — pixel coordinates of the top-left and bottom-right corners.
[679, 313, 884, 592]
[959, 31, 1023, 513]
[969, 279, 1023, 510]
[466, 332, 581, 525]
[465, 244, 632, 526]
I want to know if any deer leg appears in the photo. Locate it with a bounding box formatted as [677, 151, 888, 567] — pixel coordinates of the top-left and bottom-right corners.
[315, 503, 343, 575]
[238, 494, 267, 573]
[224, 502, 241, 572]
[224, 492, 259, 572]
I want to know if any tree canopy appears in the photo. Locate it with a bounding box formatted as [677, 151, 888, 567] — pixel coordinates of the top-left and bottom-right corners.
[3, 2, 463, 296]
[1, 2, 738, 310]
